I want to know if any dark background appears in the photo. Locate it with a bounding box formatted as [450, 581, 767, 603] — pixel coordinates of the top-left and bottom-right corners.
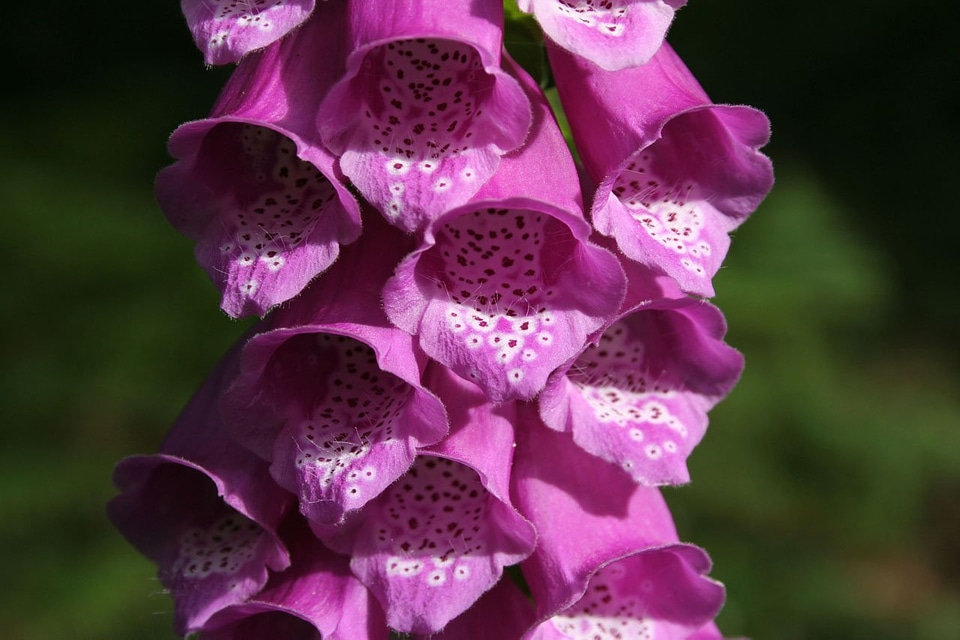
[2, 2, 958, 638]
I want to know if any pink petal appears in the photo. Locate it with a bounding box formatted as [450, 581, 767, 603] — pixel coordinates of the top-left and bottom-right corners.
[157, 2, 361, 317]
[520, 0, 686, 70]
[181, 0, 316, 65]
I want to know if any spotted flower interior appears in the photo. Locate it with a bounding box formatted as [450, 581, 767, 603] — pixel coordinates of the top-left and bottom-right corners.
[341, 456, 535, 634]
[521, 0, 684, 70]
[251, 332, 445, 525]
[542, 299, 743, 486]
[109, 461, 288, 635]
[606, 151, 727, 296]
[322, 38, 529, 230]
[389, 206, 617, 403]
[184, 124, 351, 317]
[543, 550, 724, 640]
[182, 0, 315, 65]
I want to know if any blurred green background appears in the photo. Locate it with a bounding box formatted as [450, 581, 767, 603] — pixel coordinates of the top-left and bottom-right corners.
[2, 2, 958, 638]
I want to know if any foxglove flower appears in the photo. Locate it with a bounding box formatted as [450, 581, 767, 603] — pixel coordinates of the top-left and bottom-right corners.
[383, 57, 625, 403]
[512, 412, 725, 638]
[200, 519, 387, 640]
[224, 216, 449, 526]
[157, 1, 362, 318]
[518, 0, 686, 70]
[539, 258, 744, 485]
[317, 0, 532, 230]
[108, 353, 293, 636]
[550, 41, 774, 296]
[316, 368, 537, 633]
[181, 0, 315, 65]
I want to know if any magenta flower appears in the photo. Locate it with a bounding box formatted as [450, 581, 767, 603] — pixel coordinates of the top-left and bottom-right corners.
[512, 412, 725, 638]
[539, 258, 744, 485]
[223, 217, 449, 526]
[550, 41, 774, 296]
[157, 2, 361, 318]
[518, 0, 686, 70]
[114, 2, 772, 636]
[181, 0, 315, 65]
[382, 57, 625, 403]
[200, 519, 388, 640]
[316, 0, 532, 231]
[316, 368, 537, 633]
[108, 353, 293, 636]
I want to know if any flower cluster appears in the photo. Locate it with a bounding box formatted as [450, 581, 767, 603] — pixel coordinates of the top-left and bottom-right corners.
[111, 1, 773, 637]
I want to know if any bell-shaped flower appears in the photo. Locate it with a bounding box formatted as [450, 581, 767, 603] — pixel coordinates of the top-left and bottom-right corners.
[181, 0, 316, 65]
[223, 215, 448, 527]
[512, 412, 725, 638]
[518, 0, 686, 71]
[539, 258, 744, 485]
[383, 57, 625, 403]
[157, 1, 362, 318]
[108, 351, 293, 636]
[317, 0, 531, 231]
[550, 41, 774, 297]
[316, 368, 537, 634]
[200, 518, 388, 640]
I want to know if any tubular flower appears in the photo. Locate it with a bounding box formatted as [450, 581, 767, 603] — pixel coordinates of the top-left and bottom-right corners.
[539, 258, 744, 485]
[223, 218, 449, 526]
[317, 0, 531, 231]
[181, 0, 316, 65]
[200, 520, 388, 640]
[157, 2, 361, 318]
[382, 56, 625, 403]
[317, 369, 536, 633]
[518, 0, 687, 70]
[108, 353, 292, 636]
[550, 41, 774, 296]
[512, 413, 725, 638]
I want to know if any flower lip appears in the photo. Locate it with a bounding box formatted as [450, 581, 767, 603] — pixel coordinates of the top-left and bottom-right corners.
[519, 0, 688, 71]
[181, 0, 317, 65]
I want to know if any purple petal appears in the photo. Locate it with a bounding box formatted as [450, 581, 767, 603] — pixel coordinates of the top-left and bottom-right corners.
[202, 520, 388, 640]
[525, 552, 724, 640]
[550, 42, 774, 296]
[157, 3, 362, 318]
[519, 0, 686, 70]
[223, 219, 449, 525]
[320, 377, 535, 633]
[108, 353, 292, 635]
[181, 0, 315, 65]
[317, 0, 531, 230]
[512, 412, 724, 630]
[540, 267, 744, 485]
[421, 576, 537, 640]
[383, 58, 625, 403]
